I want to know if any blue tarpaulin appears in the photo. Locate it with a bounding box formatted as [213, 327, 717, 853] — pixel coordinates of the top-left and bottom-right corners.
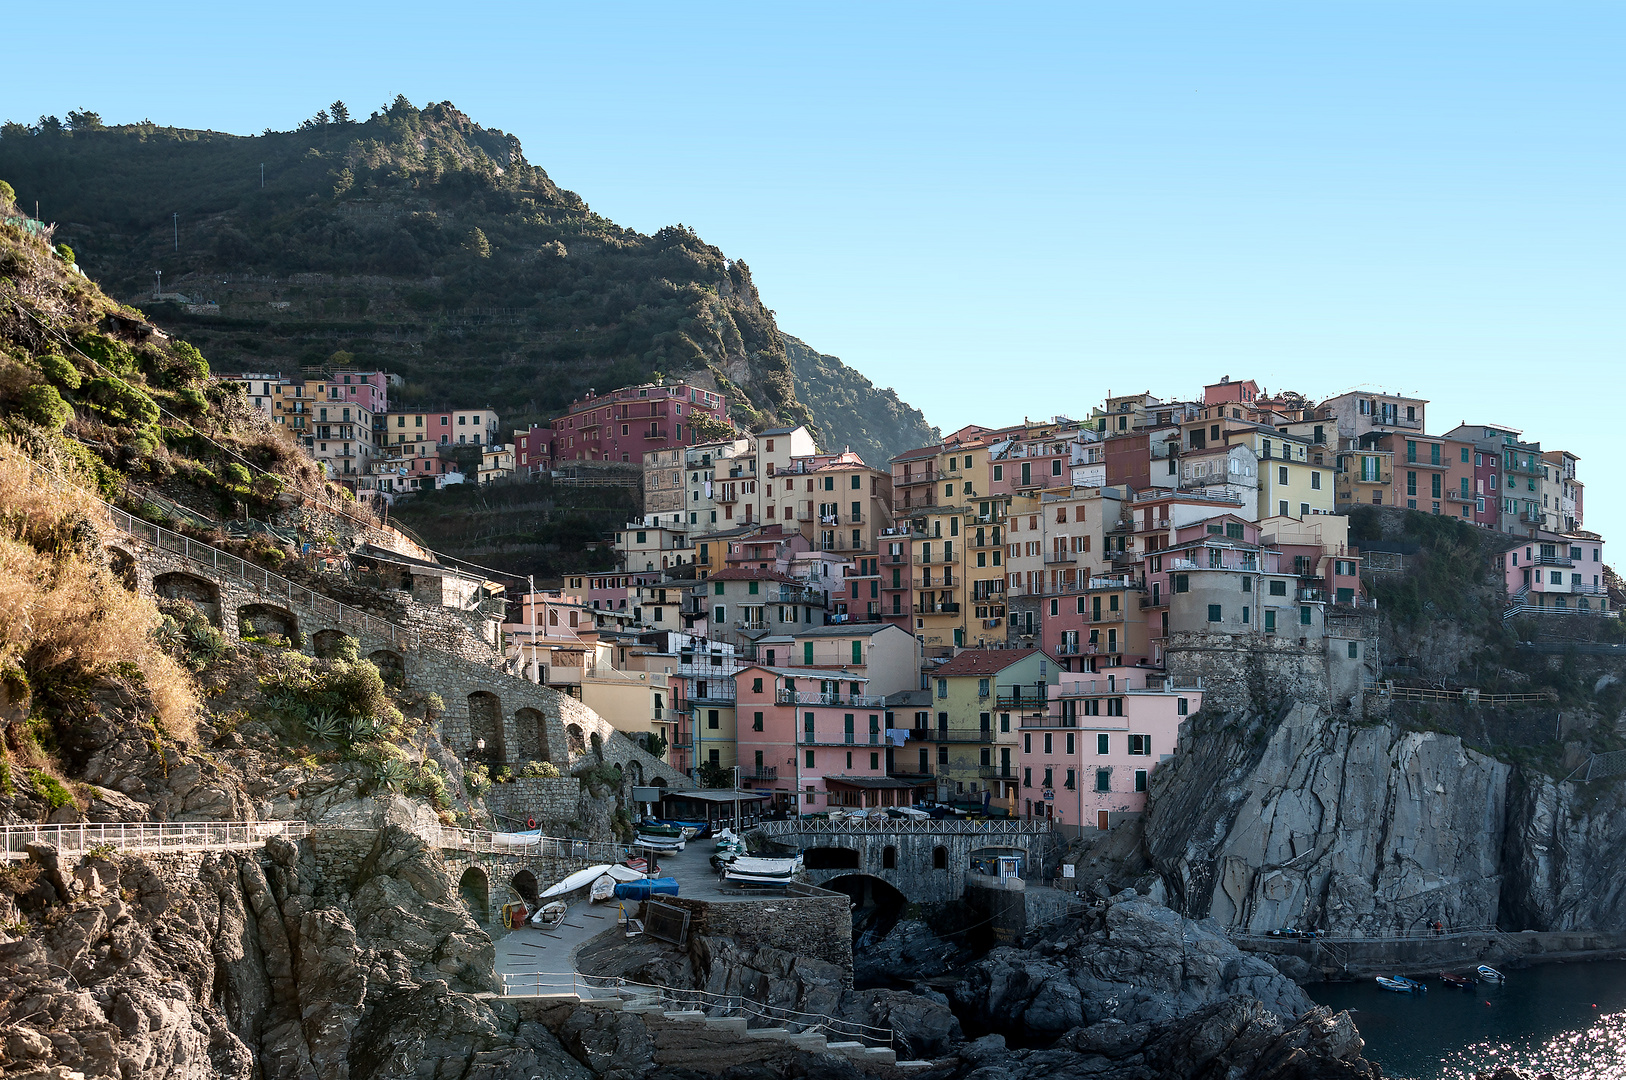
[613, 877, 679, 900]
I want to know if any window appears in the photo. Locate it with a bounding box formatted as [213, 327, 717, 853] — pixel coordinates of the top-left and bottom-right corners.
[1311, 472, 1321, 490]
[1023, 767, 1032, 787]
[1042, 767, 1053, 788]
[937, 679, 947, 698]
[1301, 606, 1312, 625]
[1097, 733, 1109, 754]
[992, 464, 1003, 481]
[1279, 465, 1288, 485]
[1134, 769, 1148, 793]
[1347, 641, 1359, 659]
[805, 750, 815, 768]
[1269, 579, 1287, 596]
[1095, 769, 1111, 792]
[1264, 609, 1276, 632]
[708, 709, 720, 729]
[1207, 604, 1222, 622]
[1175, 574, 1189, 593]
[752, 711, 764, 732]
[1242, 577, 1252, 592]
[1128, 734, 1149, 755]
[1177, 697, 1189, 715]
[713, 605, 725, 623]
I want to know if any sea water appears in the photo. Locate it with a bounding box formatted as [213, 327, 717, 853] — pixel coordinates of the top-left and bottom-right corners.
[1308, 959, 1626, 1079]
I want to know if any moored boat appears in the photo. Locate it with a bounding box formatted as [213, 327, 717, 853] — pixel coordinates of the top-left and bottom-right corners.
[1375, 975, 1425, 993]
[723, 855, 803, 886]
[1440, 972, 1475, 989]
[1476, 965, 1505, 983]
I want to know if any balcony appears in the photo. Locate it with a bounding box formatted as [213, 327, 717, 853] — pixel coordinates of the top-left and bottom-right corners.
[913, 602, 962, 615]
[1506, 461, 1543, 477]
[1446, 491, 1475, 503]
[969, 532, 1003, 549]
[1055, 642, 1097, 655]
[996, 686, 1049, 708]
[1087, 609, 1126, 624]
[978, 765, 1019, 781]
[1521, 511, 1547, 525]
[1297, 588, 1327, 602]
[913, 575, 956, 589]
[1533, 554, 1573, 567]
[744, 766, 778, 781]
[929, 728, 995, 744]
[714, 488, 739, 503]
[1044, 551, 1078, 564]
[914, 552, 956, 564]
[776, 690, 888, 708]
[1401, 458, 1449, 471]
[1107, 518, 1134, 533]
[1019, 714, 1081, 729]
[1373, 415, 1423, 430]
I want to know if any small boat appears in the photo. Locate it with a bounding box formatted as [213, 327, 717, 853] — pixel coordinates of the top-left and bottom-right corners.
[636, 822, 685, 838]
[589, 874, 616, 903]
[1476, 965, 1505, 983]
[613, 876, 679, 900]
[633, 833, 685, 852]
[723, 855, 804, 887]
[1440, 972, 1475, 989]
[539, 864, 613, 899]
[649, 818, 706, 840]
[528, 900, 567, 928]
[1375, 976, 1426, 993]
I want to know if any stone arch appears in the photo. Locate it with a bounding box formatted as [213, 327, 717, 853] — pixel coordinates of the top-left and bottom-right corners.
[589, 731, 603, 760]
[804, 846, 861, 870]
[368, 650, 405, 684]
[626, 760, 644, 786]
[106, 547, 139, 592]
[510, 869, 539, 906]
[468, 692, 504, 764]
[882, 844, 897, 870]
[313, 629, 357, 659]
[238, 603, 298, 646]
[566, 723, 586, 756]
[513, 707, 548, 761]
[932, 845, 948, 870]
[155, 572, 221, 626]
[457, 866, 489, 923]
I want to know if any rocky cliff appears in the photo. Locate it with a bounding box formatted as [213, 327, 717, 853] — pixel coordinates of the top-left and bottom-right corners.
[1144, 701, 1626, 936]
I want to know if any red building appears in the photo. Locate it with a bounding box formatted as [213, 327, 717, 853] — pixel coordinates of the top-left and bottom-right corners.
[547, 382, 729, 463]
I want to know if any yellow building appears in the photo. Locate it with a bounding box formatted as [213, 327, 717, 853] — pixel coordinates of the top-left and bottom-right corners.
[922, 649, 1056, 813]
[1335, 448, 1394, 509]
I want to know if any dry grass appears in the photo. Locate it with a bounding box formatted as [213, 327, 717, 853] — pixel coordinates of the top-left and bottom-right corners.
[0, 441, 199, 739]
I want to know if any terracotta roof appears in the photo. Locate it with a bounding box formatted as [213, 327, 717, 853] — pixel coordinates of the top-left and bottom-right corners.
[931, 648, 1052, 677]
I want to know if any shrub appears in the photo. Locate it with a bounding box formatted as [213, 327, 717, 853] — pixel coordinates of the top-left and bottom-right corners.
[82, 376, 159, 426]
[73, 333, 137, 376]
[0, 180, 14, 206]
[167, 341, 210, 386]
[38, 352, 81, 390]
[517, 760, 559, 779]
[18, 384, 72, 431]
[55, 244, 74, 264]
[223, 462, 252, 487]
[28, 768, 75, 810]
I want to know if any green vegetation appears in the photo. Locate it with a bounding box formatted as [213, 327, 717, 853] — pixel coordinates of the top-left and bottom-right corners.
[0, 100, 926, 442]
[1353, 507, 1505, 634]
[784, 335, 941, 467]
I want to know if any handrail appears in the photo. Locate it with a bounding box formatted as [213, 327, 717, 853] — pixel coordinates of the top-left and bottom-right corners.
[498, 972, 896, 1048]
[110, 507, 423, 650]
[430, 826, 629, 863]
[755, 817, 1051, 836]
[1, 820, 309, 859]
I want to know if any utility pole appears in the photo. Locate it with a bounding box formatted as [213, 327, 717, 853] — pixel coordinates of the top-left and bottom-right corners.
[260, 163, 265, 188]
[732, 765, 740, 831]
[527, 574, 536, 682]
[153, 270, 161, 299]
[172, 213, 178, 251]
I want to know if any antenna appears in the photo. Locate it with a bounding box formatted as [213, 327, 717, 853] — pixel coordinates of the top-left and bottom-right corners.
[260, 163, 265, 188]
[172, 213, 178, 251]
[154, 270, 161, 298]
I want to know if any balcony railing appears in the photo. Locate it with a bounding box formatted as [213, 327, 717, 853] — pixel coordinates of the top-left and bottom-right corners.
[744, 766, 778, 781]
[928, 728, 996, 744]
[1533, 555, 1573, 567]
[1297, 588, 1327, 602]
[978, 765, 1019, 780]
[914, 552, 955, 564]
[1521, 511, 1547, 525]
[776, 690, 888, 708]
[914, 603, 961, 615]
[996, 687, 1049, 707]
[1374, 415, 1423, 429]
[1044, 551, 1078, 564]
[914, 575, 956, 589]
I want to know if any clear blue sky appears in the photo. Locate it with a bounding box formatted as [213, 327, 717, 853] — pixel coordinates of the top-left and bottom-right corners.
[7, 2, 1623, 555]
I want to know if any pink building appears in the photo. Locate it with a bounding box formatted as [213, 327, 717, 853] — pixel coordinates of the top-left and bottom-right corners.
[734, 665, 914, 812]
[1019, 665, 1201, 830]
[514, 424, 549, 473]
[548, 381, 729, 463]
[577, 571, 661, 612]
[1498, 533, 1611, 616]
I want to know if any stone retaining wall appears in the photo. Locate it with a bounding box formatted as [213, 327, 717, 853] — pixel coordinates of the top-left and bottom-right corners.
[660, 893, 853, 979]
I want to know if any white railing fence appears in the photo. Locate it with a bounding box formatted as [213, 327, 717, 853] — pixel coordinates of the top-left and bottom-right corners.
[498, 972, 896, 1048]
[755, 817, 1053, 836]
[0, 820, 309, 859]
[429, 826, 630, 863]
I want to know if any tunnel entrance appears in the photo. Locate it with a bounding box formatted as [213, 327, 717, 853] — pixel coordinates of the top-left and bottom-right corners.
[825, 874, 910, 986]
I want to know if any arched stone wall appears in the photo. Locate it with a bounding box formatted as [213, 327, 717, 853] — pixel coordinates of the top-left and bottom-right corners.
[513, 707, 548, 761]
[468, 691, 504, 764]
[458, 866, 490, 923]
[566, 724, 585, 756]
[106, 547, 139, 592]
[239, 603, 299, 646]
[369, 650, 405, 684]
[313, 629, 356, 659]
[156, 571, 222, 626]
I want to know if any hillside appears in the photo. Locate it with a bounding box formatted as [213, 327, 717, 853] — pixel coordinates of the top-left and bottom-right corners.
[785, 334, 940, 466]
[0, 101, 933, 457]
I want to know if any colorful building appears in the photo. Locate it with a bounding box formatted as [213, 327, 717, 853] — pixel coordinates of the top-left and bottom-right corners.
[547, 381, 729, 463]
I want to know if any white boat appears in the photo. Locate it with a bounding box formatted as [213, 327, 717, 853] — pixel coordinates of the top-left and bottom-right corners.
[723, 855, 803, 886]
[589, 874, 616, 903]
[528, 900, 567, 928]
[488, 829, 542, 849]
[1476, 965, 1505, 983]
[604, 864, 647, 883]
[633, 834, 685, 852]
[539, 863, 612, 899]
[1375, 976, 1418, 993]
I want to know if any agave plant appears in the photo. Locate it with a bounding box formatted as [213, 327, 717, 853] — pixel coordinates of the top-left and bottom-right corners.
[344, 714, 381, 742]
[373, 757, 410, 793]
[304, 709, 342, 742]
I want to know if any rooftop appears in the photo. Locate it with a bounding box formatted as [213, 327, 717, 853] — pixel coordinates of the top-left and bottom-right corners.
[932, 648, 1052, 677]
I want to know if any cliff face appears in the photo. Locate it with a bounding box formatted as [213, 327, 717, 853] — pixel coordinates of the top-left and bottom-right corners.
[1145, 702, 1626, 935]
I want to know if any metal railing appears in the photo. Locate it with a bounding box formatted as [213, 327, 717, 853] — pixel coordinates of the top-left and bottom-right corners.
[757, 817, 1051, 837]
[429, 826, 629, 863]
[1373, 682, 1558, 706]
[109, 507, 422, 649]
[1, 820, 309, 860]
[776, 690, 887, 708]
[498, 972, 896, 1048]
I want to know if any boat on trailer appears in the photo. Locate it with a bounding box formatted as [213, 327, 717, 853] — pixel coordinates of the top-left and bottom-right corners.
[1476, 965, 1505, 983]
